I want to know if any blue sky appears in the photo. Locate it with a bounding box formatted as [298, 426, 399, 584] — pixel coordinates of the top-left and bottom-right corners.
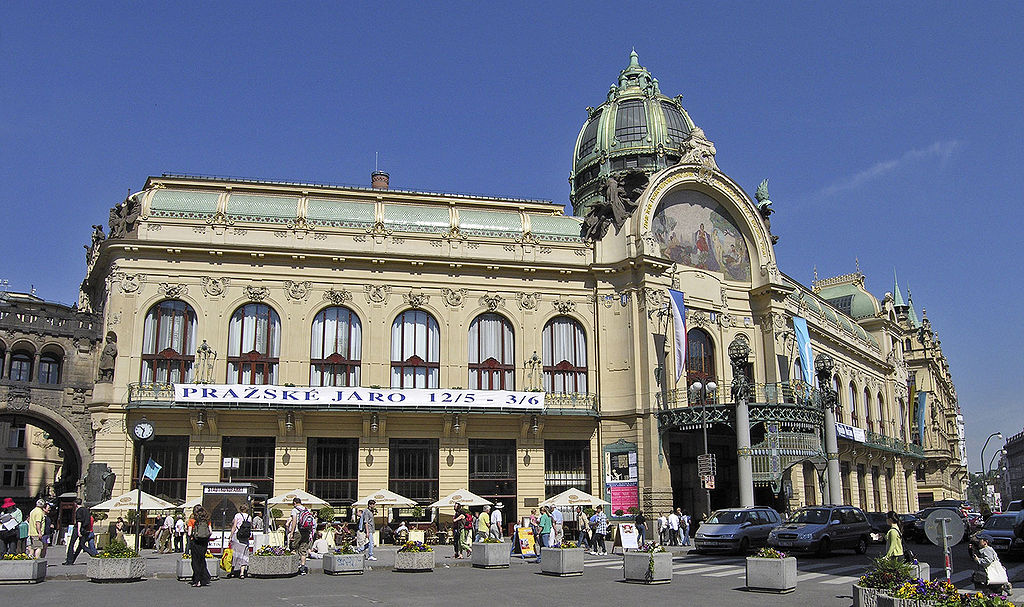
[2, 2, 1022, 473]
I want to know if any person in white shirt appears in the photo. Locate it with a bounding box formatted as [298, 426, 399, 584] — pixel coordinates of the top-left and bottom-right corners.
[668, 511, 680, 546]
[490, 503, 503, 541]
[308, 532, 330, 559]
[551, 506, 564, 546]
[159, 514, 175, 553]
[174, 516, 186, 553]
[658, 514, 669, 545]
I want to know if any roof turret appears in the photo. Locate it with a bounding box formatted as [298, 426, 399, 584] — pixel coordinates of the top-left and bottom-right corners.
[893, 271, 906, 308]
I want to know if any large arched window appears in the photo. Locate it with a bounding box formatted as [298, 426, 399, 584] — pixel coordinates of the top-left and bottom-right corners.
[228, 303, 280, 384]
[38, 349, 63, 385]
[142, 300, 197, 383]
[390, 310, 439, 388]
[10, 349, 32, 382]
[468, 313, 514, 390]
[877, 393, 886, 436]
[864, 387, 874, 433]
[542, 317, 587, 394]
[310, 306, 362, 387]
[686, 328, 715, 403]
[849, 383, 859, 427]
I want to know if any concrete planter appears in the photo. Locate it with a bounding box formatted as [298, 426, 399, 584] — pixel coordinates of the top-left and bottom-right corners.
[248, 554, 299, 578]
[745, 556, 797, 594]
[323, 552, 365, 575]
[87, 557, 146, 582]
[912, 563, 930, 581]
[853, 584, 884, 607]
[623, 550, 673, 584]
[0, 559, 46, 583]
[394, 551, 434, 572]
[540, 548, 585, 577]
[876, 595, 932, 607]
[471, 542, 510, 569]
[175, 558, 222, 581]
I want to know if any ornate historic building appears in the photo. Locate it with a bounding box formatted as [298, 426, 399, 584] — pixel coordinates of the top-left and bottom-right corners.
[0, 291, 101, 509]
[77, 52, 965, 522]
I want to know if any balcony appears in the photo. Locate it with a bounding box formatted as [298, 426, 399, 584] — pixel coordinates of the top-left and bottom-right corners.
[865, 430, 925, 458]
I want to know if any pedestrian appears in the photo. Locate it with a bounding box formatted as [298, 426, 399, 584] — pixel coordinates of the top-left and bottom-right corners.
[971, 535, 1012, 594]
[27, 499, 46, 559]
[551, 505, 564, 546]
[489, 502, 503, 541]
[160, 512, 175, 553]
[461, 508, 474, 556]
[476, 505, 491, 543]
[538, 506, 553, 549]
[357, 499, 378, 561]
[576, 507, 592, 550]
[658, 512, 669, 545]
[114, 516, 126, 545]
[589, 505, 608, 555]
[189, 505, 212, 587]
[680, 510, 691, 546]
[667, 509, 680, 546]
[882, 511, 904, 560]
[0, 497, 22, 556]
[289, 497, 316, 574]
[452, 504, 467, 558]
[228, 502, 253, 579]
[63, 498, 97, 564]
[40, 503, 54, 557]
[174, 515, 186, 552]
[634, 509, 647, 545]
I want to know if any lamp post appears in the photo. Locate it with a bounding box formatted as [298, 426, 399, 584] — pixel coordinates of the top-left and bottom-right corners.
[729, 336, 754, 508]
[814, 353, 843, 505]
[980, 432, 1004, 475]
[689, 380, 718, 516]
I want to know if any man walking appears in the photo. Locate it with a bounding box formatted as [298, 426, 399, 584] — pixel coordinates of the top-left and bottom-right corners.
[27, 499, 46, 559]
[489, 503, 503, 541]
[357, 499, 377, 561]
[667, 509, 680, 546]
[475, 505, 491, 543]
[680, 510, 691, 546]
[287, 497, 315, 574]
[64, 498, 97, 564]
[551, 505, 564, 547]
[174, 515, 186, 553]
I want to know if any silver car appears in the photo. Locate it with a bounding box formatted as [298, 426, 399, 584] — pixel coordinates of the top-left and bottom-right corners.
[694, 507, 782, 554]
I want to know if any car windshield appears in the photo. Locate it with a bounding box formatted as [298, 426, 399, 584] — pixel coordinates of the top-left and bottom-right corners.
[706, 511, 747, 525]
[788, 509, 830, 524]
[985, 517, 1016, 530]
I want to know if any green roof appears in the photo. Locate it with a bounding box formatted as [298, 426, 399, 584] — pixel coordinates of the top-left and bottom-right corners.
[149, 190, 219, 218]
[226, 193, 299, 223]
[306, 198, 375, 227]
[816, 283, 878, 319]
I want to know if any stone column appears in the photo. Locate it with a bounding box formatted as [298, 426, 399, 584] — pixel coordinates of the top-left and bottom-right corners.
[729, 336, 754, 508]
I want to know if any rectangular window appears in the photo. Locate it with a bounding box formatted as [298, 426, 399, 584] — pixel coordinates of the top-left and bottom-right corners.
[307, 438, 358, 507]
[886, 468, 895, 511]
[221, 436, 275, 497]
[1, 464, 25, 487]
[916, 467, 926, 482]
[2, 464, 12, 487]
[389, 439, 438, 505]
[8, 423, 25, 449]
[544, 440, 591, 498]
[469, 439, 517, 525]
[132, 435, 189, 502]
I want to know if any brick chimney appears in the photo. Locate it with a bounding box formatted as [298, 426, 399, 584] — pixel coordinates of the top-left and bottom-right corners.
[371, 170, 389, 190]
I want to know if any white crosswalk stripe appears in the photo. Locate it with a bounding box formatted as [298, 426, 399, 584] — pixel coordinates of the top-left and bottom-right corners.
[821, 575, 862, 585]
[704, 567, 746, 577]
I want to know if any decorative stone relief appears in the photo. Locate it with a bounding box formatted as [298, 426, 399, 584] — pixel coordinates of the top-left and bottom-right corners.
[106, 312, 121, 329]
[515, 231, 539, 245]
[553, 299, 576, 315]
[285, 281, 311, 301]
[480, 294, 503, 312]
[323, 289, 352, 305]
[201, 276, 229, 297]
[232, 228, 248, 236]
[720, 287, 729, 310]
[441, 288, 467, 307]
[516, 292, 540, 310]
[689, 309, 711, 329]
[404, 292, 430, 309]
[148, 224, 163, 231]
[502, 245, 516, 252]
[718, 312, 734, 328]
[366, 221, 392, 237]
[442, 226, 466, 242]
[364, 285, 391, 304]
[245, 286, 270, 302]
[191, 226, 204, 233]
[118, 273, 142, 294]
[5, 390, 30, 411]
[760, 262, 780, 280]
[159, 283, 188, 298]
[206, 210, 234, 227]
[573, 248, 589, 256]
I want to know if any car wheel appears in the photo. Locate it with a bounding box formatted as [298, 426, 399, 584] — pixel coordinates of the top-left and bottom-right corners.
[855, 536, 868, 555]
[738, 537, 750, 555]
[817, 536, 831, 557]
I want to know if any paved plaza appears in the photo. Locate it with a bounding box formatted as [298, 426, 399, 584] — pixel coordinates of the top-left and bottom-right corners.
[9, 541, 1023, 606]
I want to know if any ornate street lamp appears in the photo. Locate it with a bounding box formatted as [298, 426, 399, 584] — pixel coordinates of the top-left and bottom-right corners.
[813, 352, 842, 505]
[728, 335, 754, 507]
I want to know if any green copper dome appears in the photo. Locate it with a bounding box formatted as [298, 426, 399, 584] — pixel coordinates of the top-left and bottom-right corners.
[570, 51, 696, 216]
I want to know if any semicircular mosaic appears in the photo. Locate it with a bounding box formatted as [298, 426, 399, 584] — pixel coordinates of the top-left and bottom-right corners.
[651, 188, 751, 281]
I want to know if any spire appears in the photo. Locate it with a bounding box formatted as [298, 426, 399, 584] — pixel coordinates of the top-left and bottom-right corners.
[893, 270, 906, 308]
[629, 48, 640, 67]
[906, 287, 920, 328]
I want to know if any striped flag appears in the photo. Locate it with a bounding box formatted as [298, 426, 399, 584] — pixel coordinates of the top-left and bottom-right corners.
[668, 289, 687, 382]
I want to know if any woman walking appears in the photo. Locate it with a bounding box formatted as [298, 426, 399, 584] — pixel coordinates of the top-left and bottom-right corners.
[190, 505, 212, 587]
[452, 505, 466, 559]
[229, 503, 253, 578]
[576, 507, 591, 551]
[882, 511, 904, 560]
[972, 536, 1012, 594]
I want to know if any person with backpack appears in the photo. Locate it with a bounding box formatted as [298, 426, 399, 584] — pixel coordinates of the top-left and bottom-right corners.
[228, 502, 253, 579]
[288, 497, 316, 574]
[189, 505, 212, 587]
[357, 500, 377, 561]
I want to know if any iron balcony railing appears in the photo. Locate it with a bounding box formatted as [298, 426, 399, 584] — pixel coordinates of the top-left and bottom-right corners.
[656, 380, 822, 409]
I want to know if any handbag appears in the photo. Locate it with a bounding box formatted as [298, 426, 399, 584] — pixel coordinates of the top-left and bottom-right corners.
[986, 561, 1009, 586]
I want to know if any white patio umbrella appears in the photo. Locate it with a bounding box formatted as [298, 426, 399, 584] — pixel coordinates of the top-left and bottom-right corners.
[92, 490, 177, 511]
[180, 496, 202, 510]
[353, 489, 416, 507]
[267, 488, 330, 507]
[540, 488, 610, 508]
[429, 489, 492, 509]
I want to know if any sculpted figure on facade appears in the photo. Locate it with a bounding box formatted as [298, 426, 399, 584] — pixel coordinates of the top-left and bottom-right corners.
[108, 192, 142, 239]
[581, 169, 649, 241]
[201, 276, 229, 297]
[680, 126, 719, 172]
[97, 331, 117, 382]
[754, 179, 779, 244]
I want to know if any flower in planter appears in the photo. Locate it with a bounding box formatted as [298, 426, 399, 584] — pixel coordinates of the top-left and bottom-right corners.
[480, 538, 502, 544]
[960, 591, 1016, 607]
[333, 542, 358, 555]
[548, 540, 579, 549]
[893, 578, 960, 602]
[397, 541, 432, 553]
[857, 556, 916, 591]
[254, 546, 295, 557]
[636, 541, 665, 554]
[97, 539, 139, 559]
[752, 547, 787, 559]
[1, 553, 31, 560]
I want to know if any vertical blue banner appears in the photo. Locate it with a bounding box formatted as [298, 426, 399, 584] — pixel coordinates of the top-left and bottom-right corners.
[792, 316, 815, 384]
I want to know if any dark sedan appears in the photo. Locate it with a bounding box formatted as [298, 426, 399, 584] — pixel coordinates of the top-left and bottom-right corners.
[977, 514, 1024, 559]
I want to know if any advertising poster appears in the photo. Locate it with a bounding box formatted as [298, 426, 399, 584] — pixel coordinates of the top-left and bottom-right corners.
[605, 450, 639, 515]
[515, 527, 537, 558]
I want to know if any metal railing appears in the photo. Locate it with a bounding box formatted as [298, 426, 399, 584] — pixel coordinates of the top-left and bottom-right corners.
[657, 381, 822, 409]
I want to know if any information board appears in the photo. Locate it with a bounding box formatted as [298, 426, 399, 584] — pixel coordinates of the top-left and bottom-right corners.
[515, 527, 537, 558]
[618, 522, 640, 550]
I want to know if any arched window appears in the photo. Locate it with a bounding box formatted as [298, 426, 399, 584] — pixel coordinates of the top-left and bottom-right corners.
[0, 342, 6, 379]
[687, 328, 715, 403]
[833, 375, 844, 424]
[899, 399, 907, 442]
[310, 307, 362, 387]
[877, 393, 886, 436]
[142, 300, 197, 383]
[10, 349, 32, 382]
[390, 310, 439, 388]
[849, 383, 859, 427]
[792, 357, 804, 383]
[38, 350, 62, 385]
[228, 303, 280, 384]
[864, 388, 874, 432]
[904, 338, 912, 352]
[542, 317, 587, 394]
[468, 313, 514, 390]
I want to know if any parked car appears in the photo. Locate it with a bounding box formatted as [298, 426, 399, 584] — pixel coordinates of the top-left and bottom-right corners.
[865, 512, 890, 544]
[693, 507, 782, 554]
[899, 513, 923, 543]
[977, 514, 1024, 558]
[910, 507, 968, 544]
[767, 505, 871, 556]
[1004, 500, 1022, 513]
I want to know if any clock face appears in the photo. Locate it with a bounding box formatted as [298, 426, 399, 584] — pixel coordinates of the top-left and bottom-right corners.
[133, 421, 154, 441]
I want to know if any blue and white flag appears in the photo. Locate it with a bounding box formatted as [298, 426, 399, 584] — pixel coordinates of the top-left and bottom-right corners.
[792, 316, 814, 385]
[143, 458, 161, 481]
[668, 289, 687, 382]
[915, 391, 927, 445]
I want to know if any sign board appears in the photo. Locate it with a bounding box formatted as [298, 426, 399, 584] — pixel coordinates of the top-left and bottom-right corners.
[222, 457, 240, 470]
[617, 522, 640, 550]
[515, 527, 537, 558]
[606, 450, 639, 515]
[202, 483, 256, 555]
[697, 453, 716, 476]
[924, 509, 965, 546]
[703, 475, 716, 490]
[174, 384, 544, 410]
[836, 422, 867, 443]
